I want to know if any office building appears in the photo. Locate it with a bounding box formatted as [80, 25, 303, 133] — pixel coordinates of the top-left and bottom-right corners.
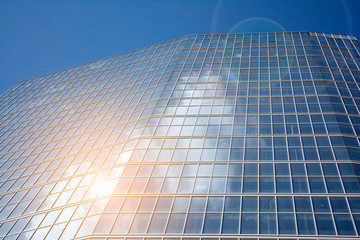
[0, 31, 360, 239]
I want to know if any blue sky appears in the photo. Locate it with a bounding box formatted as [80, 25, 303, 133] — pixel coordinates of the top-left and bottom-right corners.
[1, 0, 359, 94]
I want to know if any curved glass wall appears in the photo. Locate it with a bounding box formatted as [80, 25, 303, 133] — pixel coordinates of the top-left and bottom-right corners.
[0, 31, 360, 239]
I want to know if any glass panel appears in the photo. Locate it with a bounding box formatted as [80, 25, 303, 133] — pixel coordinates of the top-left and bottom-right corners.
[259, 213, 276, 234]
[112, 214, 133, 233]
[240, 213, 258, 234]
[222, 213, 239, 234]
[278, 213, 296, 234]
[129, 214, 151, 233]
[277, 197, 293, 212]
[207, 197, 223, 212]
[243, 177, 258, 193]
[315, 214, 336, 235]
[312, 197, 330, 212]
[226, 177, 242, 193]
[147, 214, 168, 233]
[348, 197, 360, 213]
[224, 197, 240, 212]
[172, 197, 189, 212]
[166, 214, 186, 233]
[330, 197, 349, 213]
[294, 197, 312, 212]
[202, 214, 221, 234]
[242, 197, 258, 212]
[259, 197, 275, 212]
[189, 197, 206, 212]
[296, 214, 315, 235]
[334, 214, 356, 235]
[184, 213, 203, 233]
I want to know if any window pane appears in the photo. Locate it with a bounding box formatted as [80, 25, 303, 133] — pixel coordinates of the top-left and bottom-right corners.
[348, 197, 360, 213]
[166, 214, 185, 233]
[147, 214, 168, 233]
[259, 177, 274, 193]
[259, 197, 275, 212]
[172, 197, 189, 212]
[189, 197, 206, 212]
[294, 197, 312, 212]
[276, 177, 291, 193]
[334, 214, 356, 235]
[227, 177, 242, 193]
[292, 177, 309, 193]
[241, 213, 258, 234]
[207, 197, 223, 212]
[222, 213, 239, 234]
[315, 214, 335, 235]
[224, 196, 240, 212]
[277, 197, 293, 212]
[260, 213, 276, 234]
[278, 214, 296, 234]
[203, 214, 221, 234]
[296, 214, 315, 235]
[330, 197, 349, 213]
[312, 197, 330, 212]
[325, 177, 343, 193]
[184, 213, 203, 233]
[243, 177, 258, 193]
[129, 214, 150, 233]
[242, 197, 258, 212]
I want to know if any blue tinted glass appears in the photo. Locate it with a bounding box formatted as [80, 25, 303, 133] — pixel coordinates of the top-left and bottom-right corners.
[294, 197, 312, 212]
[315, 214, 336, 235]
[189, 197, 206, 212]
[353, 215, 360, 234]
[241, 214, 258, 234]
[278, 214, 296, 234]
[210, 178, 225, 193]
[338, 164, 356, 175]
[243, 177, 258, 193]
[274, 148, 287, 160]
[291, 164, 306, 176]
[330, 197, 349, 213]
[348, 197, 360, 213]
[260, 213, 276, 234]
[277, 197, 293, 212]
[296, 214, 316, 235]
[259, 177, 274, 193]
[306, 164, 322, 175]
[207, 197, 223, 212]
[308, 177, 326, 193]
[184, 214, 203, 233]
[325, 177, 344, 193]
[222, 213, 240, 234]
[276, 177, 291, 193]
[244, 164, 258, 175]
[342, 177, 360, 193]
[334, 214, 356, 235]
[226, 177, 242, 193]
[228, 164, 242, 176]
[322, 164, 338, 176]
[260, 197, 275, 212]
[242, 197, 258, 212]
[224, 197, 240, 212]
[292, 177, 309, 193]
[259, 164, 274, 175]
[275, 163, 289, 175]
[288, 137, 301, 146]
[312, 197, 330, 212]
[203, 214, 221, 234]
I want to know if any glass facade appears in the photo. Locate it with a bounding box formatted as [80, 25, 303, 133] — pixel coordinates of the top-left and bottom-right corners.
[0, 31, 360, 239]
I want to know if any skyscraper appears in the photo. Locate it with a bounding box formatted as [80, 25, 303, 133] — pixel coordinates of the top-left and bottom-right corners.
[0, 31, 360, 239]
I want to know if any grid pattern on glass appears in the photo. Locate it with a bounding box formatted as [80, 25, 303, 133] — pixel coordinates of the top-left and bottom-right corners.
[0, 31, 359, 239]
